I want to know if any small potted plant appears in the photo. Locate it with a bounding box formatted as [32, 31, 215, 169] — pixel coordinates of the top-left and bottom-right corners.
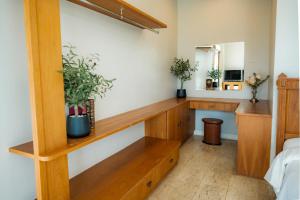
[170, 58, 198, 98]
[61, 45, 115, 138]
[245, 73, 270, 104]
[208, 69, 222, 88]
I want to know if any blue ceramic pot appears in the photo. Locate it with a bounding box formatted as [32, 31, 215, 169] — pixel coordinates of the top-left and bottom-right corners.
[67, 115, 90, 138]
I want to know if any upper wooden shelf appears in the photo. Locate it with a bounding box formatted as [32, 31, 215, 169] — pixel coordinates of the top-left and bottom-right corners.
[67, 0, 167, 30]
[9, 97, 271, 161]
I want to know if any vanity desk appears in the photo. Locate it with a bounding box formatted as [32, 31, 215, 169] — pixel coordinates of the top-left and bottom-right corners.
[146, 97, 272, 179]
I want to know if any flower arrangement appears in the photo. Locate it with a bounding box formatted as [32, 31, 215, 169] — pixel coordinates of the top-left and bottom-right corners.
[245, 73, 270, 103]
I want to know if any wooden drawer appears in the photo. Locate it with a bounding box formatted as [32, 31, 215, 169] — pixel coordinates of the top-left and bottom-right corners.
[122, 148, 179, 200]
[157, 149, 179, 179]
[122, 168, 160, 200]
[190, 101, 224, 111]
[190, 101, 238, 112]
[223, 103, 238, 112]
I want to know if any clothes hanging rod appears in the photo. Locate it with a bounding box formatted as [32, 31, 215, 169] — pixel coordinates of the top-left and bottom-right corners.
[79, 0, 160, 34]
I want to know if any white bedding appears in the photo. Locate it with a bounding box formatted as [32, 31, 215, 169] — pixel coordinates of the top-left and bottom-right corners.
[265, 138, 300, 200]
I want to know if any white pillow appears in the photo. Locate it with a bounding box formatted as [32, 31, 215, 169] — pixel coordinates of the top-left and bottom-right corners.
[283, 138, 300, 150]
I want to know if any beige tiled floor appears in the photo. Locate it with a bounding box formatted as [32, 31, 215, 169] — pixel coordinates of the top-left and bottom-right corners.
[148, 136, 275, 200]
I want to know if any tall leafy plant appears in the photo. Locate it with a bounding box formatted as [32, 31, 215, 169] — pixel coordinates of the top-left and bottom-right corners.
[208, 69, 222, 81]
[61, 45, 115, 116]
[170, 58, 198, 89]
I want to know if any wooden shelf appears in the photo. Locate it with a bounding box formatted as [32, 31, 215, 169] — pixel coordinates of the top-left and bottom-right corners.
[9, 141, 34, 159]
[67, 0, 167, 30]
[69, 137, 180, 200]
[9, 97, 271, 161]
[9, 98, 186, 161]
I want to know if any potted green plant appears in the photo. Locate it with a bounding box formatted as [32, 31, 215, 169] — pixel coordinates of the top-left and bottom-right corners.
[170, 58, 198, 98]
[208, 69, 222, 88]
[245, 73, 270, 104]
[61, 45, 115, 138]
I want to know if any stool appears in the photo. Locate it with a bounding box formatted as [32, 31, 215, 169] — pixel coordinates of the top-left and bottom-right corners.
[202, 118, 223, 145]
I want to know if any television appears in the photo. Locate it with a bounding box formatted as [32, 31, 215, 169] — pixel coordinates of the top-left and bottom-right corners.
[224, 70, 244, 82]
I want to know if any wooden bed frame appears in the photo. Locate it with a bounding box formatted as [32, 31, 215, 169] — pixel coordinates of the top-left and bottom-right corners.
[276, 73, 300, 154]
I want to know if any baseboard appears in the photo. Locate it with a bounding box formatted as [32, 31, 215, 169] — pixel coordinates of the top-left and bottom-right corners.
[194, 130, 238, 141]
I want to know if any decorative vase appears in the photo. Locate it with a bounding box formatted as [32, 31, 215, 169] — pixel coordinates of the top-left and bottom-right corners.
[176, 89, 187, 98]
[250, 88, 259, 104]
[67, 115, 90, 138]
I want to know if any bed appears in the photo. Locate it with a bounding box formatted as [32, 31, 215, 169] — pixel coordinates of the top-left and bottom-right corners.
[265, 73, 300, 200]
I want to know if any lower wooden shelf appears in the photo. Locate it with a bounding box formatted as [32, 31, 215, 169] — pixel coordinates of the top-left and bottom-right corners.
[69, 137, 180, 200]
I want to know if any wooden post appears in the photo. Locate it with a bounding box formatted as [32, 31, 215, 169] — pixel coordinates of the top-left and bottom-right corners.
[24, 0, 69, 199]
[276, 73, 287, 155]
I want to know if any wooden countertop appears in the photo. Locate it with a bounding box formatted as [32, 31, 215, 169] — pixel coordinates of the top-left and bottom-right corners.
[187, 97, 272, 117]
[9, 97, 271, 161]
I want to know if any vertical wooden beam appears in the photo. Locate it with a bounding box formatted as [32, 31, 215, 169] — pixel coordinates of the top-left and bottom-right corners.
[276, 73, 287, 154]
[24, 0, 69, 199]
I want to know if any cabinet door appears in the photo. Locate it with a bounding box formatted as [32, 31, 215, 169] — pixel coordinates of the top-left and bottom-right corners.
[180, 103, 189, 143]
[167, 106, 182, 141]
[187, 108, 195, 139]
[236, 115, 271, 178]
[180, 102, 195, 143]
[167, 103, 195, 144]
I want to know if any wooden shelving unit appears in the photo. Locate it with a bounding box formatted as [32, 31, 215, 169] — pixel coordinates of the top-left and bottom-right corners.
[70, 137, 179, 200]
[13, 1, 168, 198]
[9, 97, 272, 162]
[9, 98, 186, 161]
[67, 0, 167, 31]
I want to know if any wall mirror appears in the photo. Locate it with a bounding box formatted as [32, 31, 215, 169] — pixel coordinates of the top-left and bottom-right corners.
[195, 42, 245, 91]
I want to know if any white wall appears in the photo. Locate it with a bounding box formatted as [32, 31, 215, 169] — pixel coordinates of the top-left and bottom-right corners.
[268, 0, 277, 112]
[177, 0, 272, 138]
[269, 0, 299, 160]
[222, 42, 245, 70]
[177, 0, 272, 99]
[0, 2, 35, 199]
[0, 0, 177, 199]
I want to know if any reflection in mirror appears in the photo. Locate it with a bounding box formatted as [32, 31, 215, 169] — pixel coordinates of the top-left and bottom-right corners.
[195, 42, 245, 91]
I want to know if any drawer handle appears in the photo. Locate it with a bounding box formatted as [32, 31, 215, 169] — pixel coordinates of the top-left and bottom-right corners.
[146, 180, 152, 188]
[169, 158, 174, 163]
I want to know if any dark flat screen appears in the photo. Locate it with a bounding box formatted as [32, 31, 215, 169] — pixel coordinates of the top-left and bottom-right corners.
[224, 70, 243, 81]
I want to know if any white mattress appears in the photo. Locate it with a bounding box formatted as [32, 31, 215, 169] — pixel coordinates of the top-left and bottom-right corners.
[265, 138, 300, 200]
[277, 160, 300, 200]
[283, 138, 300, 150]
